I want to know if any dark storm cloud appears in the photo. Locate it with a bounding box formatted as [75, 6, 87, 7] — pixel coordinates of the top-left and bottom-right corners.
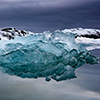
[0, 0, 100, 32]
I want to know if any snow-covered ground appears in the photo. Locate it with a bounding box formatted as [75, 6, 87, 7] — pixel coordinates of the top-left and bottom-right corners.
[62, 28, 100, 50]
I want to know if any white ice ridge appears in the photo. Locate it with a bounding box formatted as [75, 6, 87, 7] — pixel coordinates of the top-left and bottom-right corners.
[62, 28, 100, 50]
[0, 28, 99, 82]
[62, 28, 100, 37]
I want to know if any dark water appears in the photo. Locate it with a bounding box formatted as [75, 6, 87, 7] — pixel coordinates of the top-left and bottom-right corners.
[0, 49, 100, 100]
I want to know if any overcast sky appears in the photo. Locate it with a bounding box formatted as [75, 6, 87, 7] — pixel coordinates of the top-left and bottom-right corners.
[0, 0, 100, 32]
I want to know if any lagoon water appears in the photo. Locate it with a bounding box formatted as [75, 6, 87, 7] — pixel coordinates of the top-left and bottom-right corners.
[0, 49, 100, 100]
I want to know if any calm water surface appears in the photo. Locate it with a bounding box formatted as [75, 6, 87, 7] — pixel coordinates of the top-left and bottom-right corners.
[0, 49, 100, 100]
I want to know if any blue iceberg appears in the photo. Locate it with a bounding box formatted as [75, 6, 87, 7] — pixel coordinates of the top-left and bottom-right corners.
[0, 29, 99, 82]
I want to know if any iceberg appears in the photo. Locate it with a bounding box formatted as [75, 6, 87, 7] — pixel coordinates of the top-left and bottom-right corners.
[0, 28, 99, 82]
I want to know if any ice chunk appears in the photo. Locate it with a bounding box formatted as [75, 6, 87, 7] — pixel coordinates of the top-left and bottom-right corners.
[0, 30, 99, 82]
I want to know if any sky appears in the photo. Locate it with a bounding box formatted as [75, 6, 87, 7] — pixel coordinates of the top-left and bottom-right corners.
[0, 0, 100, 32]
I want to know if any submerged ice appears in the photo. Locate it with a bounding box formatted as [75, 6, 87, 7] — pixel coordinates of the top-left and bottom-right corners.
[0, 29, 99, 82]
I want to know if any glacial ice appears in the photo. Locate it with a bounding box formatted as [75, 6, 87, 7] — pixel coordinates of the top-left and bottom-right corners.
[0, 29, 99, 82]
[62, 28, 100, 50]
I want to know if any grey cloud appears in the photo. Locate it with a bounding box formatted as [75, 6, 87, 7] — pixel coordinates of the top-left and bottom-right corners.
[0, 0, 97, 10]
[0, 0, 100, 32]
[0, 6, 100, 32]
